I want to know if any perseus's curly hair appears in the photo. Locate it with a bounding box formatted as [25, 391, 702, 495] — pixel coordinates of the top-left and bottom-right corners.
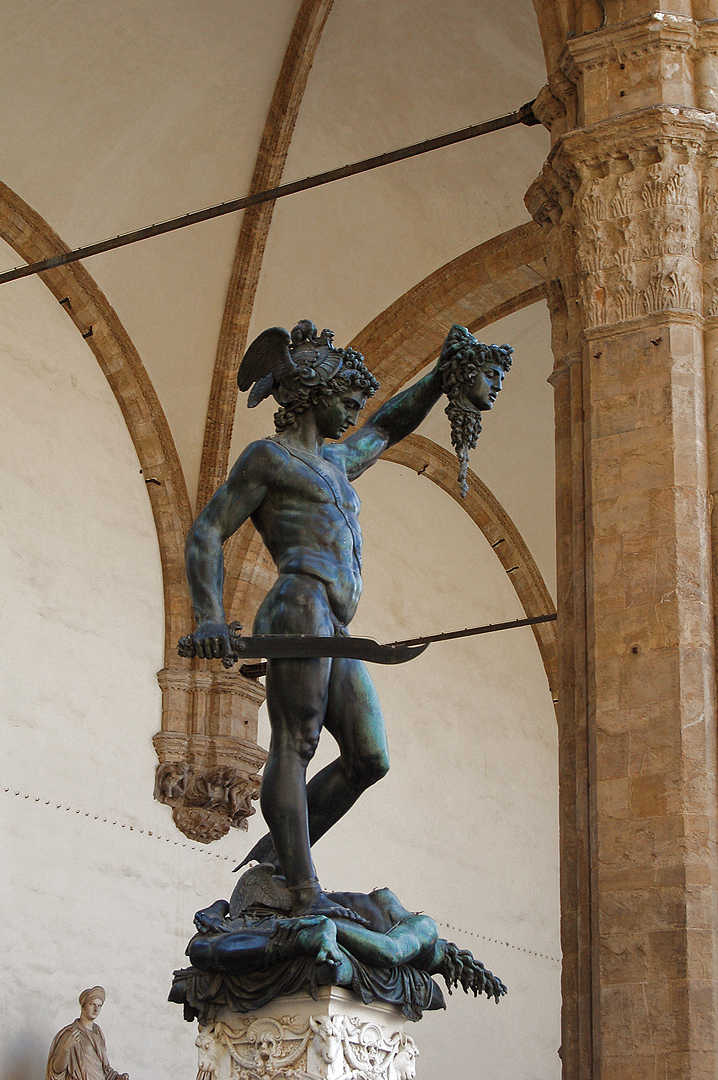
[439, 325, 513, 497]
[274, 346, 379, 433]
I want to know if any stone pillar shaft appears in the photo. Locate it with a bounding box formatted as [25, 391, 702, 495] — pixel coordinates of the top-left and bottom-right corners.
[528, 8, 718, 1074]
[551, 351, 593, 1076]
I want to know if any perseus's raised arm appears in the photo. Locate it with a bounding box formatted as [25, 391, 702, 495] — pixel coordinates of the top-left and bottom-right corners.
[185, 442, 272, 627]
[339, 363, 444, 479]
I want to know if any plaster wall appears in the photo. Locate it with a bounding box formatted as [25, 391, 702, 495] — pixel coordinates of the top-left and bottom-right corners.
[0, 275, 243, 1080]
[1, 277, 559, 1077]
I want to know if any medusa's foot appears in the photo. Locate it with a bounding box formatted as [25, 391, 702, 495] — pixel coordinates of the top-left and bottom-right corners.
[440, 942, 507, 1002]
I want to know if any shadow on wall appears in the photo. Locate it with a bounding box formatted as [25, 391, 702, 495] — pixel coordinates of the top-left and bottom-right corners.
[2, 1032, 47, 1080]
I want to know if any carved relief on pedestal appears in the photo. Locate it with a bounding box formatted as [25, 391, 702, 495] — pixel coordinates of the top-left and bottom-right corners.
[153, 669, 266, 843]
[195, 1011, 418, 1080]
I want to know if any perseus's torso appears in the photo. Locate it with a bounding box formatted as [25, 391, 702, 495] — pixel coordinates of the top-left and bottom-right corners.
[252, 440, 363, 625]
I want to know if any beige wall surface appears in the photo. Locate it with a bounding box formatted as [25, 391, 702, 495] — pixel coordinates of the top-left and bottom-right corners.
[0, 0, 548, 503]
[0, 277, 243, 1080]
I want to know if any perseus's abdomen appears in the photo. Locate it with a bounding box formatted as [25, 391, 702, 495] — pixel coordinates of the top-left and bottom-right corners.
[274, 552, 362, 627]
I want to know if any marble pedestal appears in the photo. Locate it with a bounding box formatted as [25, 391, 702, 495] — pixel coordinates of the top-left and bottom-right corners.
[194, 986, 419, 1080]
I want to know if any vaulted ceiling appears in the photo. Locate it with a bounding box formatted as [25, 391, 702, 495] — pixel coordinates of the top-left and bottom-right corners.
[0, 0, 548, 476]
[0, 0, 556, 642]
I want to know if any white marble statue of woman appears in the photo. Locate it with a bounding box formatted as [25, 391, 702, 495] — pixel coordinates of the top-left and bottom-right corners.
[46, 987, 129, 1080]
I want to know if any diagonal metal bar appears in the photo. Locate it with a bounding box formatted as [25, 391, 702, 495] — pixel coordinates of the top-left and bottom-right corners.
[0, 100, 539, 287]
[392, 611, 557, 648]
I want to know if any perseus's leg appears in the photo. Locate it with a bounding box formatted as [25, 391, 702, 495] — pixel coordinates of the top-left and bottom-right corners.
[251, 574, 335, 892]
[251, 575, 369, 921]
[261, 652, 331, 890]
[303, 657, 389, 845]
[242, 658, 389, 869]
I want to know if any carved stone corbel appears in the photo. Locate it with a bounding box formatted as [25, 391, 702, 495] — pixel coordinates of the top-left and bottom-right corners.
[153, 667, 266, 843]
[532, 83, 571, 143]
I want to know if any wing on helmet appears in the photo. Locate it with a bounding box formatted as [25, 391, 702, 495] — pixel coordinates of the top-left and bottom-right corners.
[237, 326, 294, 406]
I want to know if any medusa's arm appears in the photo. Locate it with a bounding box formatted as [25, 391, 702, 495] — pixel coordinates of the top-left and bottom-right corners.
[330, 913, 439, 968]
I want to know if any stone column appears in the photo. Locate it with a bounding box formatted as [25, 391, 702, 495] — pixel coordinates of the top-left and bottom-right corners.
[528, 8, 718, 1078]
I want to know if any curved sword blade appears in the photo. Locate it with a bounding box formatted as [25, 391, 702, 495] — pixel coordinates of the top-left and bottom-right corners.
[177, 631, 429, 666]
[230, 634, 430, 664]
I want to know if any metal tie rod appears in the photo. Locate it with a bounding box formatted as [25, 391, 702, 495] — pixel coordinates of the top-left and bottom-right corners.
[392, 611, 557, 649]
[0, 99, 539, 286]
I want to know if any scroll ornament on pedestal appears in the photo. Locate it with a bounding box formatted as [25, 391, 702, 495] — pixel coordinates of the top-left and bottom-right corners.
[195, 1006, 420, 1080]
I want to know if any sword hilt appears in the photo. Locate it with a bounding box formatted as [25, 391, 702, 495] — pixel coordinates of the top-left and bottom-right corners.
[177, 621, 244, 669]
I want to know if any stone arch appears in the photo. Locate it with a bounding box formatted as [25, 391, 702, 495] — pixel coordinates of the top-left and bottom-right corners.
[350, 220, 547, 411]
[0, 180, 192, 661]
[197, 0, 336, 510]
[382, 434, 557, 701]
[0, 0, 349, 845]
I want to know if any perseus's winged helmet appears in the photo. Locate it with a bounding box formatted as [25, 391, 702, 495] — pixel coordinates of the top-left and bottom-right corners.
[237, 319, 345, 408]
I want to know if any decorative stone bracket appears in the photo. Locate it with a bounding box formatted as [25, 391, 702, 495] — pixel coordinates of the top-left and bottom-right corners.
[153, 666, 267, 843]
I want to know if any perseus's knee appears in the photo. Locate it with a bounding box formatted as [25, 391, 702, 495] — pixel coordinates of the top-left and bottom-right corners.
[349, 748, 390, 789]
[292, 728, 322, 766]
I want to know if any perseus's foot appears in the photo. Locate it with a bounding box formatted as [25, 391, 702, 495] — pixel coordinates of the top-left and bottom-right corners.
[290, 882, 369, 927]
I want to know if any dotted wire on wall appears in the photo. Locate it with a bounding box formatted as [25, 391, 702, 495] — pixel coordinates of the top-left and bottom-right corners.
[435, 921, 560, 964]
[6, 786, 562, 964]
[3, 785, 237, 862]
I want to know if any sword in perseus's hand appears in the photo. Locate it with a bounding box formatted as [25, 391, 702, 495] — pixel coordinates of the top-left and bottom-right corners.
[177, 613, 557, 669]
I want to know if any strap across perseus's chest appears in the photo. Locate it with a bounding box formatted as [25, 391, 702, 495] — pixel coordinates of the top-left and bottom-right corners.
[271, 438, 353, 510]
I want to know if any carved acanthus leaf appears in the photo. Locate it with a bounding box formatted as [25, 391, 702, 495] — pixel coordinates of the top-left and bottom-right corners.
[173, 808, 231, 844]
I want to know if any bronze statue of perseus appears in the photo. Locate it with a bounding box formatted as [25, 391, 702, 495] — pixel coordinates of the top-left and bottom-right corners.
[184, 319, 508, 922]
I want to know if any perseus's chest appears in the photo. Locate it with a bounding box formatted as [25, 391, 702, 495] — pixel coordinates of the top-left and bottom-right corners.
[276, 444, 361, 515]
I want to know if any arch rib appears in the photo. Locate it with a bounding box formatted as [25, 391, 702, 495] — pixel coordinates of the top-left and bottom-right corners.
[0, 180, 192, 661]
[382, 434, 557, 701]
[350, 220, 547, 410]
[196, 0, 335, 510]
